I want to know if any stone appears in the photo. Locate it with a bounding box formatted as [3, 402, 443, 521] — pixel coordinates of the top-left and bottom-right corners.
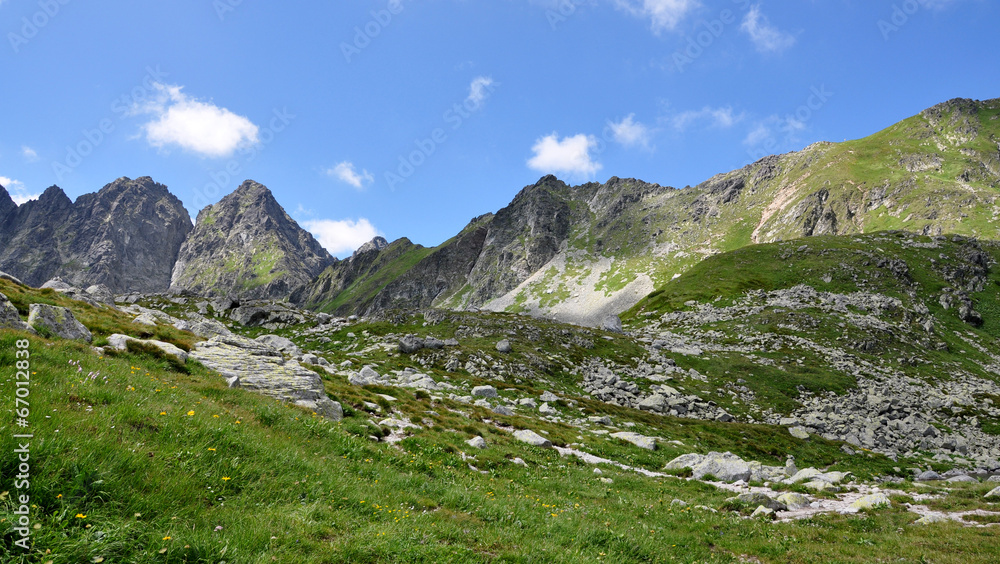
[610, 432, 657, 451]
[255, 334, 301, 356]
[27, 304, 92, 342]
[189, 334, 343, 421]
[601, 315, 623, 334]
[399, 335, 425, 354]
[539, 402, 558, 415]
[589, 415, 612, 425]
[106, 334, 188, 363]
[466, 436, 487, 449]
[776, 493, 811, 511]
[987, 475, 1000, 483]
[946, 475, 978, 483]
[788, 426, 811, 440]
[300, 353, 319, 365]
[187, 319, 232, 338]
[513, 430, 552, 448]
[493, 405, 515, 416]
[803, 480, 840, 493]
[424, 337, 445, 349]
[984, 486, 1000, 499]
[496, 339, 512, 353]
[915, 470, 942, 482]
[0, 292, 32, 333]
[133, 312, 158, 326]
[664, 452, 753, 483]
[638, 394, 670, 412]
[849, 493, 891, 511]
[788, 468, 823, 483]
[540, 391, 559, 403]
[914, 514, 948, 525]
[0, 271, 25, 285]
[472, 385, 499, 398]
[751, 506, 775, 519]
[734, 493, 787, 512]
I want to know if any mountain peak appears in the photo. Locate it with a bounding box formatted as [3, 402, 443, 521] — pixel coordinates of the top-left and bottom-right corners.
[0, 183, 15, 219]
[170, 180, 334, 300]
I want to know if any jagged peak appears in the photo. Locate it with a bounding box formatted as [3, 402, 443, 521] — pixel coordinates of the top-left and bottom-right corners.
[353, 236, 390, 258]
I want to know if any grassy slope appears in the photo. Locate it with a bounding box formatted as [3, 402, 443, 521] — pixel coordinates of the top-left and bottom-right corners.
[2, 280, 1000, 562]
[624, 231, 1000, 417]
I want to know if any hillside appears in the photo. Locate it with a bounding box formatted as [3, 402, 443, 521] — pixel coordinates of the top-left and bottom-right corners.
[3, 232, 1000, 562]
[299, 97, 1000, 325]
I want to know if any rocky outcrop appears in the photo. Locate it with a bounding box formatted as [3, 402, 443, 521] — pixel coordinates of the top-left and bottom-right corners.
[169, 180, 334, 300]
[0, 292, 33, 333]
[27, 304, 92, 342]
[189, 333, 343, 420]
[0, 177, 192, 292]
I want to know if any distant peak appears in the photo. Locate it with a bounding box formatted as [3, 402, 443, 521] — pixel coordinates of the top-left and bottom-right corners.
[353, 236, 389, 258]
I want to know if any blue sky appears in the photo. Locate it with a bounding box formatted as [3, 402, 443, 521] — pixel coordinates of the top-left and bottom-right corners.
[1, 0, 998, 257]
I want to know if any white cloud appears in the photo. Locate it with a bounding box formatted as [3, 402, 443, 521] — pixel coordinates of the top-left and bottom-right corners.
[614, 0, 700, 33]
[133, 83, 259, 158]
[742, 123, 772, 147]
[608, 114, 653, 148]
[672, 106, 744, 130]
[21, 146, 38, 162]
[527, 133, 602, 178]
[302, 218, 382, 257]
[467, 76, 495, 107]
[0, 176, 40, 205]
[327, 161, 374, 189]
[741, 5, 796, 53]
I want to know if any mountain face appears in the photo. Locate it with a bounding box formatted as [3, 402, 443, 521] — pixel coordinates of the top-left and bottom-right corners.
[169, 180, 334, 300]
[0, 177, 192, 292]
[298, 97, 1000, 325]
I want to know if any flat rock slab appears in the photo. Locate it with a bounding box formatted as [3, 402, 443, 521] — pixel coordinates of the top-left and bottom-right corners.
[514, 429, 552, 448]
[610, 431, 657, 450]
[190, 334, 342, 421]
[107, 334, 188, 363]
[664, 451, 752, 483]
[28, 304, 91, 342]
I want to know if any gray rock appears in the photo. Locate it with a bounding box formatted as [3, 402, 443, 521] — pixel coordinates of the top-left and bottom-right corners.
[946, 475, 978, 483]
[496, 339, 512, 353]
[255, 334, 301, 356]
[398, 335, 425, 354]
[0, 292, 33, 333]
[106, 334, 188, 363]
[601, 315, 623, 334]
[914, 514, 949, 525]
[849, 493, 891, 511]
[189, 334, 342, 421]
[733, 493, 787, 511]
[539, 402, 558, 415]
[776, 492, 811, 510]
[492, 405, 515, 416]
[915, 470, 942, 482]
[987, 475, 1000, 483]
[187, 318, 232, 338]
[638, 394, 670, 412]
[610, 432, 657, 450]
[513, 429, 552, 448]
[27, 304, 92, 342]
[984, 486, 1000, 499]
[466, 436, 487, 449]
[664, 452, 753, 483]
[751, 506, 775, 519]
[472, 385, 498, 398]
[788, 426, 811, 440]
[133, 312, 158, 326]
[85, 284, 116, 306]
[0, 271, 25, 285]
[424, 337, 445, 349]
[300, 353, 319, 365]
[540, 391, 559, 403]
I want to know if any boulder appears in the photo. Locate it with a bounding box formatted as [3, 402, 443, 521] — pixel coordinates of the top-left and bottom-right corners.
[513, 430, 552, 448]
[776, 492, 811, 511]
[788, 426, 811, 440]
[255, 334, 301, 356]
[849, 493, 891, 511]
[915, 470, 942, 482]
[946, 475, 978, 483]
[492, 405, 515, 416]
[398, 335, 425, 354]
[27, 304, 92, 342]
[732, 493, 787, 512]
[466, 436, 487, 449]
[751, 506, 776, 519]
[496, 339, 512, 353]
[472, 385, 498, 398]
[984, 486, 1000, 499]
[187, 318, 232, 338]
[664, 452, 753, 483]
[610, 432, 657, 451]
[0, 293, 33, 333]
[601, 315, 623, 334]
[189, 334, 343, 421]
[106, 334, 188, 363]
[539, 402, 558, 415]
[133, 312, 159, 326]
[638, 394, 670, 413]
